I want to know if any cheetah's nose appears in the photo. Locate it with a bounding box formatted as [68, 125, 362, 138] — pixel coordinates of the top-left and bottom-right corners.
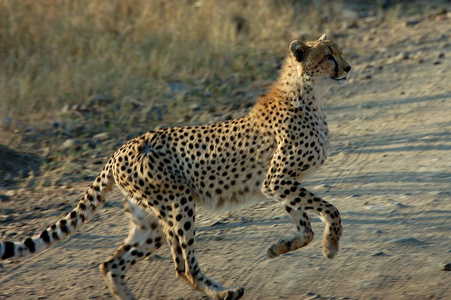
[343, 65, 351, 73]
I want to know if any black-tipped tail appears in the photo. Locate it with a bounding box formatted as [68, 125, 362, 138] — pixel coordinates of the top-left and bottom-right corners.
[0, 159, 114, 260]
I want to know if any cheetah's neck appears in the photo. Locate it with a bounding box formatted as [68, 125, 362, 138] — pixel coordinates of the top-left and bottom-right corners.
[273, 57, 328, 114]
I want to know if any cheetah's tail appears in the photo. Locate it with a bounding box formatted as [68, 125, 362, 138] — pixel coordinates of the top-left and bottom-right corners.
[0, 158, 115, 260]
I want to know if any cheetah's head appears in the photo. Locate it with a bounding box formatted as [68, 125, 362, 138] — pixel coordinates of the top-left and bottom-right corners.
[289, 34, 351, 86]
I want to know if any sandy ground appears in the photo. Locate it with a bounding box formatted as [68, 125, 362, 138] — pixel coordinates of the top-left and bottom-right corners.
[1, 11, 451, 300]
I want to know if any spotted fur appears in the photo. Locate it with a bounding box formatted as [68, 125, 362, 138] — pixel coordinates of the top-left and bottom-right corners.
[0, 35, 351, 300]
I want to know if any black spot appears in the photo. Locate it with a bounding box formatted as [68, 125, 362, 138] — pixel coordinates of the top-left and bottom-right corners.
[40, 230, 51, 243]
[286, 240, 292, 250]
[52, 232, 60, 241]
[60, 220, 69, 234]
[184, 222, 192, 230]
[2, 240, 18, 260]
[23, 238, 36, 253]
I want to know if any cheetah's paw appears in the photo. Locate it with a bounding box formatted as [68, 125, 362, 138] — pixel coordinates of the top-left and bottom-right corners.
[215, 286, 244, 300]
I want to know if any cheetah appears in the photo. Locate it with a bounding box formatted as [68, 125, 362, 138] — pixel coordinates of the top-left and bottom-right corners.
[0, 34, 351, 300]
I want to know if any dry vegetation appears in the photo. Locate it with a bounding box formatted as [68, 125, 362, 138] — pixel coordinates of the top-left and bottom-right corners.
[0, 0, 317, 120]
[1, 0, 443, 121]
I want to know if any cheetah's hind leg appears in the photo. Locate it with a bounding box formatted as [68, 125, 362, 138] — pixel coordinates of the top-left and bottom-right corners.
[159, 188, 244, 300]
[100, 201, 165, 300]
[267, 207, 314, 258]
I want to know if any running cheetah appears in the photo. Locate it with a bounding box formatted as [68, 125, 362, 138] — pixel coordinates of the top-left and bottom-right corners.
[1, 34, 351, 300]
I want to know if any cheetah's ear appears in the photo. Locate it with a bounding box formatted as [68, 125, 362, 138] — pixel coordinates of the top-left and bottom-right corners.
[318, 34, 328, 41]
[290, 40, 308, 62]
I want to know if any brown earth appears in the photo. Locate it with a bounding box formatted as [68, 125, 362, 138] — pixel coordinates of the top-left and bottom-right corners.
[1, 10, 451, 300]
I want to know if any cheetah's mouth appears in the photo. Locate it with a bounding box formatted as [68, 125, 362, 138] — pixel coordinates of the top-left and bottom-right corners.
[330, 74, 348, 83]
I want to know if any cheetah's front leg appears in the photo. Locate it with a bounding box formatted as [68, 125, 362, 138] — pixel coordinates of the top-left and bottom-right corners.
[263, 181, 342, 259]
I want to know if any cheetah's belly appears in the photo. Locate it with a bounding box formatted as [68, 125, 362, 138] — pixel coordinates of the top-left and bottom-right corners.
[193, 166, 269, 213]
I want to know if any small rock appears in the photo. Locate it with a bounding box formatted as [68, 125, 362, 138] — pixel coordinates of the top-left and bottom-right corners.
[395, 52, 409, 60]
[3, 208, 14, 214]
[361, 73, 372, 80]
[60, 139, 81, 151]
[371, 251, 388, 257]
[93, 132, 110, 142]
[191, 103, 203, 111]
[305, 292, 319, 298]
[405, 18, 421, 27]
[88, 94, 114, 107]
[6, 231, 17, 238]
[0, 215, 14, 223]
[391, 237, 427, 246]
[359, 102, 374, 109]
[5, 190, 16, 197]
[0, 195, 10, 202]
[62, 104, 74, 113]
[438, 262, 451, 271]
[438, 52, 445, 59]
[390, 202, 408, 208]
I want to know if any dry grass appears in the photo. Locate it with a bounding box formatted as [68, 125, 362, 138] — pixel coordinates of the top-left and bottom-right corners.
[1, 0, 447, 122]
[0, 0, 324, 122]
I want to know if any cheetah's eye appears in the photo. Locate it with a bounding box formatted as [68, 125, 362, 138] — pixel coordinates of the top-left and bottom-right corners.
[326, 54, 334, 61]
